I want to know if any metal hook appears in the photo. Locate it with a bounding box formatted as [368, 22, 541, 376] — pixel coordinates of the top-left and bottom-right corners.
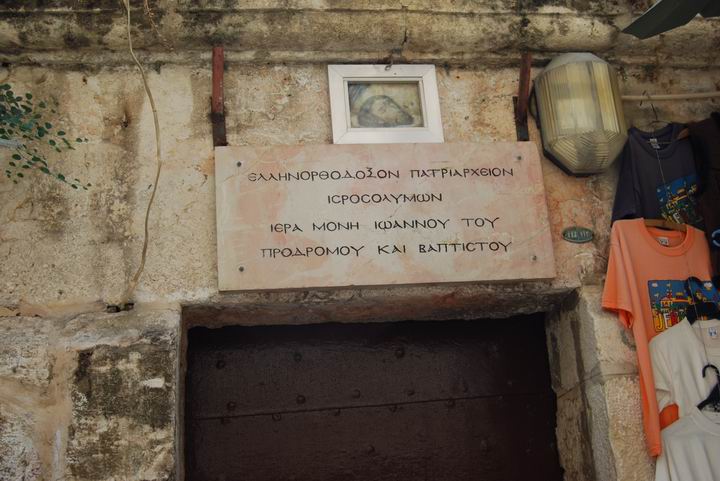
[639, 91, 660, 122]
[703, 364, 720, 379]
[385, 48, 401, 71]
[650, 102, 660, 123]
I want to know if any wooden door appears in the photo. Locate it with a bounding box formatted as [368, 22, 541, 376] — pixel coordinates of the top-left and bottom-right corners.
[186, 315, 562, 481]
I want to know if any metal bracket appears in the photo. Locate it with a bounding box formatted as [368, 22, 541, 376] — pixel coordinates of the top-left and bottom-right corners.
[211, 46, 228, 147]
[513, 52, 532, 142]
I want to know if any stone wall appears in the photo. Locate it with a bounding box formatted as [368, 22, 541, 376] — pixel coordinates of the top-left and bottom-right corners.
[0, 309, 179, 481]
[2, 62, 717, 313]
[547, 287, 655, 481]
[1, 0, 719, 68]
[1, 1, 720, 480]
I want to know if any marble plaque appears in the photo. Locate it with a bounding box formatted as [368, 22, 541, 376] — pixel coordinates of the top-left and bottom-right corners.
[215, 143, 555, 291]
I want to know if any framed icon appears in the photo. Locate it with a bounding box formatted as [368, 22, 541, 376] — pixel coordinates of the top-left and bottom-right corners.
[328, 64, 444, 144]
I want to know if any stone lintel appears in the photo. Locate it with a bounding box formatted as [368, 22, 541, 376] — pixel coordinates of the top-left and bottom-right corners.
[183, 282, 571, 329]
[0, 2, 718, 67]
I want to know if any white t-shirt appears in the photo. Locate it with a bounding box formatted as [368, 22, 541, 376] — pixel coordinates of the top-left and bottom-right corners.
[649, 318, 720, 416]
[655, 407, 720, 481]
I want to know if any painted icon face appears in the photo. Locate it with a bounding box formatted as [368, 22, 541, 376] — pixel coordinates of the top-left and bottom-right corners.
[357, 95, 414, 128]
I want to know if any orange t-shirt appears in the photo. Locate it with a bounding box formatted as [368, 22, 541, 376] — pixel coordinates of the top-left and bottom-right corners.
[602, 219, 712, 456]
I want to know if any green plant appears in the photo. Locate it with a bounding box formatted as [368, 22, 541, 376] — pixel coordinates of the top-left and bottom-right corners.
[0, 82, 90, 189]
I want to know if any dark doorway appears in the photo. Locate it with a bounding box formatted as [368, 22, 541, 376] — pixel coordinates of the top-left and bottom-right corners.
[185, 315, 562, 481]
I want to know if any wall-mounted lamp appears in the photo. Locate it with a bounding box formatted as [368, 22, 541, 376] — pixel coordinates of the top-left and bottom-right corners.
[533, 53, 627, 176]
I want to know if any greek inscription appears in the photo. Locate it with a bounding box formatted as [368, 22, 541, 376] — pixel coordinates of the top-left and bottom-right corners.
[461, 217, 500, 229]
[327, 193, 443, 205]
[374, 218, 449, 231]
[270, 223, 304, 233]
[313, 221, 360, 232]
[377, 244, 407, 255]
[248, 168, 400, 183]
[417, 241, 512, 253]
[409, 167, 513, 178]
[260, 245, 366, 258]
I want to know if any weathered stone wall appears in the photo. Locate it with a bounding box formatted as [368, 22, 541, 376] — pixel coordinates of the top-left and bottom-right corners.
[0, 62, 716, 318]
[1, 0, 719, 69]
[547, 287, 655, 481]
[0, 309, 179, 481]
[1, 1, 720, 480]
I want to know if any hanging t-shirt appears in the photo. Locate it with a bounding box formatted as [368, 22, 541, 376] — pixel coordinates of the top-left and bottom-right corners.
[612, 123, 703, 228]
[650, 318, 720, 420]
[602, 218, 713, 455]
[654, 408, 720, 481]
[689, 113, 720, 275]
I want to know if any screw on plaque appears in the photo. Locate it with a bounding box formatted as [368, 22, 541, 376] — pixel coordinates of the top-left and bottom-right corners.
[293, 352, 302, 362]
[516, 155, 523, 161]
[351, 389, 361, 399]
[406, 388, 415, 397]
[296, 394, 306, 405]
[366, 445, 376, 455]
[236, 161, 242, 167]
[388, 404, 398, 413]
[445, 398, 456, 408]
[238, 266, 245, 272]
[531, 255, 538, 261]
[226, 401, 237, 411]
[272, 413, 282, 422]
[394, 346, 405, 359]
[216, 359, 226, 369]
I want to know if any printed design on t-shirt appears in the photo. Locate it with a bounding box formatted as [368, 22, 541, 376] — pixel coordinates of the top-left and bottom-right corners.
[712, 228, 720, 248]
[655, 174, 702, 225]
[649, 279, 720, 332]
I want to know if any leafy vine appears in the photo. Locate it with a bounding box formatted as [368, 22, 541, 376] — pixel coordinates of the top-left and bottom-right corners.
[0, 82, 90, 189]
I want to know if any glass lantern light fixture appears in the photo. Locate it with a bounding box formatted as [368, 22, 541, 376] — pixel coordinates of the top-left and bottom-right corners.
[532, 52, 627, 176]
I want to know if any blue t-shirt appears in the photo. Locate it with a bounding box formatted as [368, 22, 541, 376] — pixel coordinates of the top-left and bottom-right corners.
[612, 123, 703, 228]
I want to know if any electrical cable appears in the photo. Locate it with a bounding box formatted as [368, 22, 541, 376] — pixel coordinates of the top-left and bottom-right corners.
[120, 0, 163, 306]
[622, 91, 720, 101]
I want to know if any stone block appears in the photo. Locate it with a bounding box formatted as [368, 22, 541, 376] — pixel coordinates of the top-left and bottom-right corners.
[0, 317, 55, 388]
[546, 295, 581, 394]
[0, 402, 42, 481]
[603, 375, 655, 481]
[548, 286, 651, 481]
[63, 308, 180, 481]
[584, 377, 616, 481]
[1, 1, 719, 67]
[577, 286, 637, 379]
[554, 387, 595, 481]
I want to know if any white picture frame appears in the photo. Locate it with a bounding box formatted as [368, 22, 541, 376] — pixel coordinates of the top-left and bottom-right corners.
[328, 64, 444, 144]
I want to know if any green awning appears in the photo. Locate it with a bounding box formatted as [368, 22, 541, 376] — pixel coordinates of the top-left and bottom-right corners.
[623, 0, 720, 39]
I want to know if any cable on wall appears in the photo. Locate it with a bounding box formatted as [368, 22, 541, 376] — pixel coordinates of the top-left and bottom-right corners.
[621, 91, 720, 101]
[116, 0, 164, 309]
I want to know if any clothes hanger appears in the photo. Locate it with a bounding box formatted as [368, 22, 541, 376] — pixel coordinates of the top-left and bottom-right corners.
[697, 364, 720, 412]
[641, 98, 670, 133]
[685, 276, 720, 324]
[685, 277, 720, 412]
[639, 96, 688, 143]
[644, 218, 687, 232]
